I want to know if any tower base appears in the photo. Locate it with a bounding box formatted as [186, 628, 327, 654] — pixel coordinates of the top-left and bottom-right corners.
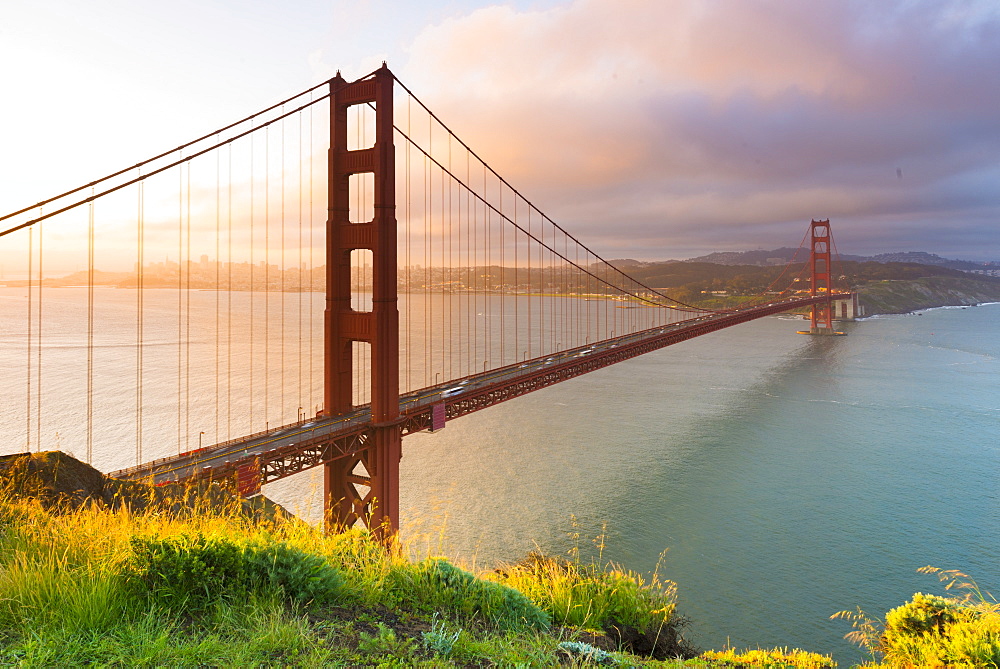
[797, 328, 846, 336]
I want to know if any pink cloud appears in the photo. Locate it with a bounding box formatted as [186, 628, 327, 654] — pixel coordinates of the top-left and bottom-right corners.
[397, 0, 1000, 259]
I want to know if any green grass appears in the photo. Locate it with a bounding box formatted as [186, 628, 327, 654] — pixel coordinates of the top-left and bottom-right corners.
[491, 551, 675, 633]
[9, 473, 994, 667]
[0, 488, 697, 666]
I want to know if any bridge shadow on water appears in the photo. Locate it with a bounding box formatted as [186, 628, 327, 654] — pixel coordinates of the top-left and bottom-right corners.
[393, 317, 887, 664]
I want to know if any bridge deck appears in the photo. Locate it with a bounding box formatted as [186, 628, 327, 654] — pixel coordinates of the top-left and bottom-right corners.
[110, 295, 847, 491]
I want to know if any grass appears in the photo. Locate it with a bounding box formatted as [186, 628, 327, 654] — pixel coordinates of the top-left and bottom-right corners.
[0, 484, 699, 666]
[8, 458, 995, 667]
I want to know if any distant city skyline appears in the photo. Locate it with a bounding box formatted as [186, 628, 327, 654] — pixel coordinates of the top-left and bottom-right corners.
[5, 243, 998, 285]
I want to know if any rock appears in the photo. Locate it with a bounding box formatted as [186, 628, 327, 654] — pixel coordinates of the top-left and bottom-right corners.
[0, 451, 291, 523]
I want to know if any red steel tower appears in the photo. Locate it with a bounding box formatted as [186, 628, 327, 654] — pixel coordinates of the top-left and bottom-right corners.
[809, 219, 834, 334]
[323, 65, 401, 537]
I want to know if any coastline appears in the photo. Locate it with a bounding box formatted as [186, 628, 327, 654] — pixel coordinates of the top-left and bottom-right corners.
[855, 275, 1000, 316]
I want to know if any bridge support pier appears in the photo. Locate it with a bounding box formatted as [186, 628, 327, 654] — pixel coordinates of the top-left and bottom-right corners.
[323, 425, 401, 540]
[832, 293, 860, 321]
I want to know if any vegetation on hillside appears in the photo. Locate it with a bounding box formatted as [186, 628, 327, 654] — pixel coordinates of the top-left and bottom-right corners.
[0, 452, 698, 666]
[834, 567, 1000, 667]
[608, 258, 1000, 309]
[852, 275, 1000, 314]
[1, 452, 996, 666]
[0, 461, 679, 666]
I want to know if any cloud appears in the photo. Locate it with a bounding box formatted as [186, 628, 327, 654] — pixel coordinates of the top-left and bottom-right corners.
[397, 0, 1000, 259]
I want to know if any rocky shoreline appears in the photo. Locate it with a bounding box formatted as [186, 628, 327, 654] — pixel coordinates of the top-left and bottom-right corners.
[856, 276, 1000, 315]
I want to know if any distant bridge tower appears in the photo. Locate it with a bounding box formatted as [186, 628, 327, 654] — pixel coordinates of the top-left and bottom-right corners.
[322, 65, 401, 538]
[808, 219, 837, 335]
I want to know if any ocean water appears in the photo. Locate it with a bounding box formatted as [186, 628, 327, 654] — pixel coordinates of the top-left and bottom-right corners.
[385, 304, 1000, 663]
[3, 286, 998, 664]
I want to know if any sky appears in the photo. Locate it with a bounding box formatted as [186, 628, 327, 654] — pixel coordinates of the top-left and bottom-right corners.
[2, 0, 999, 262]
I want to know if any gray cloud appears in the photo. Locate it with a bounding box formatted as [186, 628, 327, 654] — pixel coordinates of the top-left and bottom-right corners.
[399, 0, 1000, 260]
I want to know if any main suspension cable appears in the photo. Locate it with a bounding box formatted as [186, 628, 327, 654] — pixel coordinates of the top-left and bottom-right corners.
[392, 120, 703, 313]
[0, 79, 336, 226]
[390, 75, 711, 313]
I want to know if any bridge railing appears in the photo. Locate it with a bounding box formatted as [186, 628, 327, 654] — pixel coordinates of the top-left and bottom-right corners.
[107, 414, 321, 479]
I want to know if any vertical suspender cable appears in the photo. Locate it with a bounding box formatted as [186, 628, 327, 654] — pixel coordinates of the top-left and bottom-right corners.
[560, 229, 565, 350]
[177, 159, 183, 453]
[308, 100, 314, 414]
[480, 166, 486, 370]
[216, 136, 221, 443]
[228, 143, 233, 441]
[405, 94, 411, 392]
[467, 150, 471, 375]
[249, 128, 255, 431]
[527, 207, 531, 359]
[565, 234, 570, 349]
[514, 196, 518, 362]
[185, 158, 191, 449]
[36, 218, 43, 450]
[580, 244, 585, 344]
[26, 226, 32, 451]
[426, 114, 432, 386]
[137, 179, 145, 464]
[297, 109, 303, 419]
[499, 179, 503, 365]
[422, 117, 434, 386]
[281, 113, 286, 423]
[87, 194, 94, 463]
[265, 126, 270, 428]
[447, 136, 453, 380]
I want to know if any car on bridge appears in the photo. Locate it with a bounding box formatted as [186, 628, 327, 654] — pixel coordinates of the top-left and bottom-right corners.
[441, 380, 469, 398]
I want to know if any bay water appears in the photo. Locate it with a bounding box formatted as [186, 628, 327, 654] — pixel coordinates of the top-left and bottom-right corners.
[384, 304, 1000, 664]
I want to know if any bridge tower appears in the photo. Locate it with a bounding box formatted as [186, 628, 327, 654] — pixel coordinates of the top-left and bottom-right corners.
[323, 65, 401, 537]
[808, 219, 836, 335]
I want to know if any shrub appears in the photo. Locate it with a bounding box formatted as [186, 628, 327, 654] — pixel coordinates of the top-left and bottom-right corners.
[421, 613, 461, 658]
[125, 534, 247, 609]
[246, 541, 345, 605]
[699, 647, 835, 667]
[357, 623, 419, 662]
[558, 640, 619, 666]
[393, 557, 550, 631]
[884, 592, 960, 638]
[124, 534, 343, 610]
[835, 567, 1000, 667]
[491, 552, 676, 633]
[879, 592, 1000, 666]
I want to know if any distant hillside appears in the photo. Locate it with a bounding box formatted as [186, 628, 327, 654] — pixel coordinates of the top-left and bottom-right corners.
[673, 247, 997, 270]
[601, 255, 1000, 313]
[866, 251, 999, 272]
[682, 248, 867, 266]
[857, 276, 1000, 314]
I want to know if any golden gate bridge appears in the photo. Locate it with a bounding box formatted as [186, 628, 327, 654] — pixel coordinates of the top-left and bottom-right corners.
[0, 65, 852, 537]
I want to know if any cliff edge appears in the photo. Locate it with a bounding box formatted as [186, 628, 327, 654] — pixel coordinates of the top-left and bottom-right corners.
[0, 450, 290, 522]
[857, 276, 1000, 315]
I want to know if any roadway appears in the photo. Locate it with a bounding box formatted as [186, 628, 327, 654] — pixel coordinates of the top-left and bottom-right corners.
[110, 298, 824, 485]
